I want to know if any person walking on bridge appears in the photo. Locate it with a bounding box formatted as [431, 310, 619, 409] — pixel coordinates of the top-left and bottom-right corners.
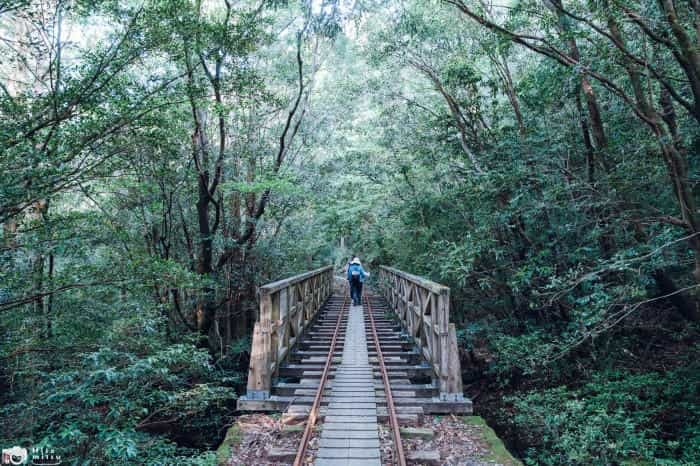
[347, 256, 369, 306]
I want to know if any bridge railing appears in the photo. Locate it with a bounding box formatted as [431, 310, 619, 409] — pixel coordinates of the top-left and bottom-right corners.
[245, 265, 334, 400]
[378, 266, 464, 401]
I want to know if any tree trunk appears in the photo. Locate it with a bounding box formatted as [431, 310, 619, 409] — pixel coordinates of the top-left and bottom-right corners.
[607, 13, 700, 310]
[657, 0, 700, 123]
[547, 0, 609, 170]
[653, 269, 700, 321]
[46, 252, 53, 338]
[575, 88, 596, 184]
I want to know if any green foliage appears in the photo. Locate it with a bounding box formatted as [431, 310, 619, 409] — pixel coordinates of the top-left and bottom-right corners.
[299, 1, 700, 464]
[0, 313, 237, 464]
[507, 366, 700, 466]
[221, 175, 301, 196]
[2, 0, 700, 464]
[0, 0, 312, 463]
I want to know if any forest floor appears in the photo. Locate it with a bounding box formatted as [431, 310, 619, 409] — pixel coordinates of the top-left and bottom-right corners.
[380, 415, 522, 466]
[217, 413, 314, 465]
[218, 413, 521, 465]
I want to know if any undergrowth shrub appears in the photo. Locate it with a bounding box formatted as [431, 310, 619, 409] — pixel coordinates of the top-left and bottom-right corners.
[0, 343, 237, 465]
[506, 366, 700, 466]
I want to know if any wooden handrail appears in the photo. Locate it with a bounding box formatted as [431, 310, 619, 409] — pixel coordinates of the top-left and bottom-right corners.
[259, 265, 333, 294]
[379, 266, 449, 294]
[378, 265, 464, 401]
[246, 265, 334, 400]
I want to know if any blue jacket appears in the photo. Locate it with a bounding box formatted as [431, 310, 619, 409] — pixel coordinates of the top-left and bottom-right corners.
[347, 263, 367, 283]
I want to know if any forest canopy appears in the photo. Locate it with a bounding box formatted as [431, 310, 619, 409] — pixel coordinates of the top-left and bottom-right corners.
[1, 0, 699, 464]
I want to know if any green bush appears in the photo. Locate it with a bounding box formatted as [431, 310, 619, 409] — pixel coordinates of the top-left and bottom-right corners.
[0, 343, 236, 465]
[506, 367, 700, 465]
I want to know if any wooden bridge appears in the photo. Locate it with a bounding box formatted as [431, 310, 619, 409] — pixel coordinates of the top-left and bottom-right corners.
[237, 265, 472, 465]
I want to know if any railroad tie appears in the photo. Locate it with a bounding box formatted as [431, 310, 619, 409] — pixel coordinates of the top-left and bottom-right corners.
[315, 303, 381, 466]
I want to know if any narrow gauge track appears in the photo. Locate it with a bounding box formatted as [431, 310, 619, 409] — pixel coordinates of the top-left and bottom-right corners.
[293, 294, 348, 466]
[366, 294, 407, 466]
[291, 292, 406, 466]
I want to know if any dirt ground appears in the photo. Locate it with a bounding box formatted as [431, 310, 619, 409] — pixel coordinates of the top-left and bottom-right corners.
[221, 413, 520, 466]
[222, 414, 318, 466]
[379, 415, 521, 466]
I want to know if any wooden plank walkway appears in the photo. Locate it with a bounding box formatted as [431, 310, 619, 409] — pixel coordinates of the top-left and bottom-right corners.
[316, 303, 381, 465]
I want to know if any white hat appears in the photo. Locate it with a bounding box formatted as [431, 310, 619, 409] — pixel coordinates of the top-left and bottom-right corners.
[351, 257, 361, 265]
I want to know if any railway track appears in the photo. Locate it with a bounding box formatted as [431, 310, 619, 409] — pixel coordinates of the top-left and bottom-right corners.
[266, 289, 469, 464]
[290, 292, 407, 465]
[293, 294, 348, 466]
[365, 293, 407, 466]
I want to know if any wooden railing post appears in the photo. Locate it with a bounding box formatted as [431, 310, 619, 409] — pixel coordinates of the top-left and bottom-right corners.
[246, 290, 273, 400]
[445, 323, 463, 400]
[438, 288, 450, 396]
[245, 265, 333, 401]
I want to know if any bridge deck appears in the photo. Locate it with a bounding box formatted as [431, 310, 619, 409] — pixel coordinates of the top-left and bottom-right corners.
[315, 303, 381, 465]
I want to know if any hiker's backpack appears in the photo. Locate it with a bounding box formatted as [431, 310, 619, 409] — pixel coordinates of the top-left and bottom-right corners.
[349, 265, 362, 284]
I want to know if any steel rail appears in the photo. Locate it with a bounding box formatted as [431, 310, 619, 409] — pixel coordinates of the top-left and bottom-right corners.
[293, 294, 348, 466]
[365, 294, 407, 466]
